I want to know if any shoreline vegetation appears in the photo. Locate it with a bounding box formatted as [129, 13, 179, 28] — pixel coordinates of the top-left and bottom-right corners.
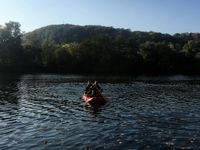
[0, 21, 200, 75]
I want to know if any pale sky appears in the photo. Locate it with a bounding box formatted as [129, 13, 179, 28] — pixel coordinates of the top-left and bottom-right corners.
[0, 0, 200, 34]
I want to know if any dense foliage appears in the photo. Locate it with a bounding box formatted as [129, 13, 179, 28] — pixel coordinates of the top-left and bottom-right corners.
[0, 21, 200, 74]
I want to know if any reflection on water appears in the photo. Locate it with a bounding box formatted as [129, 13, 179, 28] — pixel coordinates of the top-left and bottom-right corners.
[0, 74, 200, 149]
[0, 74, 20, 105]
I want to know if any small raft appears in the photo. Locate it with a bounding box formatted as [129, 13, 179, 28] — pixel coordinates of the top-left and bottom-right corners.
[81, 92, 106, 106]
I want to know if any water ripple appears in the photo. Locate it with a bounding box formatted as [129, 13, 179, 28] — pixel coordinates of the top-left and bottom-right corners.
[0, 74, 200, 149]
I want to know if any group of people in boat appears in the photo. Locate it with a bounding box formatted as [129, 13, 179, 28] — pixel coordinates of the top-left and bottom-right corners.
[84, 80, 102, 97]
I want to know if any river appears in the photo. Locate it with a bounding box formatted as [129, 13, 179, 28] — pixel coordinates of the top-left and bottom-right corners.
[0, 74, 200, 149]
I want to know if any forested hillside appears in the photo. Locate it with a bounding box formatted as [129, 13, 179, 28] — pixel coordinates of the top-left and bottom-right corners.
[0, 21, 200, 74]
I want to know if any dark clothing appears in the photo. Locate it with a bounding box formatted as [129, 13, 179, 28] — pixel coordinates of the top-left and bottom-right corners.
[93, 83, 102, 93]
[85, 81, 102, 97]
[87, 86, 94, 97]
[85, 83, 92, 92]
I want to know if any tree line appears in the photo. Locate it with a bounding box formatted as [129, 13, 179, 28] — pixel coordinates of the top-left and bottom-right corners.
[0, 21, 200, 74]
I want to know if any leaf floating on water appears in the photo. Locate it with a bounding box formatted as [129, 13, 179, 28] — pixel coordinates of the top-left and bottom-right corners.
[179, 147, 191, 150]
[165, 142, 174, 146]
[44, 140, 48, 144]
[189, 138, 195, 143]
[117, 139, 122, 144]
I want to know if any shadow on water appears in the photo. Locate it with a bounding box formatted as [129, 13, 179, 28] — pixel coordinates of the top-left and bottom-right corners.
[84, 105, 104, 115]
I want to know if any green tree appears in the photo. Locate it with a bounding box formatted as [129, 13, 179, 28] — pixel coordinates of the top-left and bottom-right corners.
[0, 21, 23, 65]
[54, 43, 79, 71]
[182, 40, 200, 57]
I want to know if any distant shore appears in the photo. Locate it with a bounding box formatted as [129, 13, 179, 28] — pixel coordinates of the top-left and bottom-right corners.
[0, 21, 200, 75]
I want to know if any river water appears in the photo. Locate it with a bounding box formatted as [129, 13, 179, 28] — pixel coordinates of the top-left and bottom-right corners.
[0, 74, 200, 149]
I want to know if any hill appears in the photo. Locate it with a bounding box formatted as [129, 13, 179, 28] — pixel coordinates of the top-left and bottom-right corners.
[1, 21, 200, 74]
[23, 24, 131, 46]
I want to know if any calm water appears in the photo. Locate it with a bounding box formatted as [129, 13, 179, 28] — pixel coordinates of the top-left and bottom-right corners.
[0, 74, 200, 149]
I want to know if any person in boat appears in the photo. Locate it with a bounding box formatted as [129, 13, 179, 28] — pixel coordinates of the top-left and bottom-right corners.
[89, 81, 102, 97]
[85, 80, 102, 97]
[87, 84, 95, 97]
[85, 80, 93, 94]
[93, 81, 103, 93]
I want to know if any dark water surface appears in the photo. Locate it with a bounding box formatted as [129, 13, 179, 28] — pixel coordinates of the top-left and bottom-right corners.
[0, 74, 200, 149]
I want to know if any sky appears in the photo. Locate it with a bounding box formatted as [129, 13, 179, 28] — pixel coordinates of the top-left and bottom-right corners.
[0, 0, 200, 34]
